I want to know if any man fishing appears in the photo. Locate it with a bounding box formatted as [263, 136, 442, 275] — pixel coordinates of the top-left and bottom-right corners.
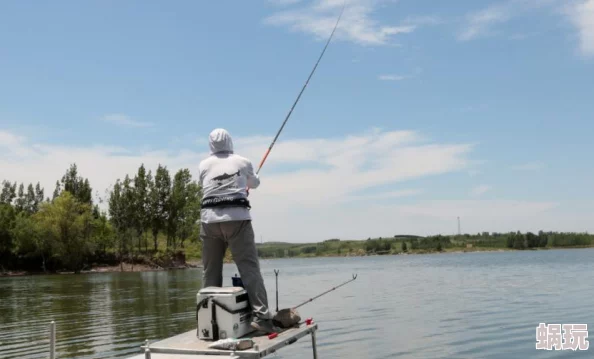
[198, 128, 279, 335]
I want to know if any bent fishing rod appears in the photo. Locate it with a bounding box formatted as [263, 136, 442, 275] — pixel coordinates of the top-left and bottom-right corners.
[255, 2, 347, 175]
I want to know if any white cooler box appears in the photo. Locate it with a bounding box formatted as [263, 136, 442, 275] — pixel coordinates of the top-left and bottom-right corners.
[197, 286, 253, 340]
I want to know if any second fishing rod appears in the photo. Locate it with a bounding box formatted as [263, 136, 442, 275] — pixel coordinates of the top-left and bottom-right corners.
[272, 269, 358, 312]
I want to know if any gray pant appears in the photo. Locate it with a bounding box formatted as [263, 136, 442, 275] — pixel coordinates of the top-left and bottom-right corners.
[200, 220, 270, 320]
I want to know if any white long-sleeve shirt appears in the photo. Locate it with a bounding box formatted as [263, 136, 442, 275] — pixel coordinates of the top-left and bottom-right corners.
[198, 128, 260, 223]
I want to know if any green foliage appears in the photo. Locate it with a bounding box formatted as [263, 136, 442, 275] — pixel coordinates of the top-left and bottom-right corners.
[0, 203, 16, 255]
[0, 181, 17, 204]
[107, 164, 201, 257]
[550, 232, 592, 247]
[58, 164, 93, 205]
[1, 162, 203, 273]
[35, 191, 94, 273]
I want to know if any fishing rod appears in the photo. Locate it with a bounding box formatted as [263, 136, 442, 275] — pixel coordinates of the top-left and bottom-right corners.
[293, 274, 357, 309]
[255, 1, 347, 175]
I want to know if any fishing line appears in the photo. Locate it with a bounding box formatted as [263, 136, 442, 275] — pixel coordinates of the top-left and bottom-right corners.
[255, 1, 347, 175]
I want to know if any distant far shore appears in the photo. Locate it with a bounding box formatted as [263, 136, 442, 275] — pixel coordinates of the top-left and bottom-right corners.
[257, 243, 594, 261]
[4, 231, 594, 277]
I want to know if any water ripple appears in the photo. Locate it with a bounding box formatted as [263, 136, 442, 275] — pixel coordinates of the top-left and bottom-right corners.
[2, 249, 594, 359]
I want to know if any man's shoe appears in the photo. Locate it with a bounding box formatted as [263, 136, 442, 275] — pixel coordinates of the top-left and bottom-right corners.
[250, 317, 280, 334]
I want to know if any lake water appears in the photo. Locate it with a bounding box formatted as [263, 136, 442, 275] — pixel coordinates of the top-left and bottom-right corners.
[1, 248, 593, 358]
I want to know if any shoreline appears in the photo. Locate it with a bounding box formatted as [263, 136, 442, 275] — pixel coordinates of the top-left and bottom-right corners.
[257, 244, 594, 260]
[3, 246, 593, 277]
[0, 261, 204, 277]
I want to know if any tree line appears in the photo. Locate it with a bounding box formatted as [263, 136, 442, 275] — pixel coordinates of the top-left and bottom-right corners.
[0, 163, 202, 273]
[255, 230, 594, 258]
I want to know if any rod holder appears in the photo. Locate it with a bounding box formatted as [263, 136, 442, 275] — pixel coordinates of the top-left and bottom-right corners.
[274, 269, 280, 313]
[144, 339, 151, 359]
[49, 321, 56, 359]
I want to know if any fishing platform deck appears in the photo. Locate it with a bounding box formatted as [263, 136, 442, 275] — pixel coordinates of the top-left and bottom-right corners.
[127, 322, 319, 359]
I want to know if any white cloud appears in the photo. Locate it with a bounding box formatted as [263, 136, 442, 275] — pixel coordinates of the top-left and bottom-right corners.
[0, 131, 25, 146]
[511, 162, 546, 171]
[269, 0, 304, 5]
[459, 4, 512, 41]
[378, 67, 421, 81]
[564, 0, 594, 56]
[2, 127, 589, 242]
[0, 126, 469, 215]
[400, 15, 444, 27]
[101, 114, 154, 128]
[457, 0, 564, 42]
[470, 184, 492, 197]
[378, 74, 407, 81]
[347, 189, 424, 201]
[263, 0, 419, 46]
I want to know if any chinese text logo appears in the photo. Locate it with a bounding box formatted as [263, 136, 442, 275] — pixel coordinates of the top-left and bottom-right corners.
[536, 323, 589, 351]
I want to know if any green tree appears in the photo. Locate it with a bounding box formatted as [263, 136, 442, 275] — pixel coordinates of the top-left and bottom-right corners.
[0, 181, 17, 204]
[121, 175, 137, 253]
[402, 241, 407, 252]
[513, 233, 525, 249]
[14, 183, 25, 213]
[91, 211, 115, 255]
[25, 183, 36, 214]
[35, 191, 93, 272]
[526, 232, 538, 248]
[11, 211, 50, 272]
[152, 165, 171, 250]
[133, 164, 149, 252]
[0, 203, 16, 258]
[35, 182, 44, 207]
[52, 181, 61, 201]
[177, 180, 201, 248]
[60, 164, 93, 205]
[168, 169, 193, 249]
[109, 180, 129, 259]
[537, 231, 548, 247]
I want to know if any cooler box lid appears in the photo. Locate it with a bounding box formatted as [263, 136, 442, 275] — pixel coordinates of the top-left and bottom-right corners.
[198, 286, 246, 295]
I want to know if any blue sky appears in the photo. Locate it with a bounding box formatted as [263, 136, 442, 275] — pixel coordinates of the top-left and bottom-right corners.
[1, 0, 593, 242]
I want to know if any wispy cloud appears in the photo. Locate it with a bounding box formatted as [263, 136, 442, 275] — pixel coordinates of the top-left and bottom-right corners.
[348, 189, 424, 201]
[101, 114, 154, 128]
[564, 0, 594, 56]
[401, 15, 444, 27]
[378, 67, 422, 81]
[263, 0, 423, 46]
[378, 74, 407, 81]
[509, 31, 540, 40]
[458, 0, 564, 42]
[511, 162, 546, 171]
[471, 184, 492, 196]
[458, 3, 513, 41]
[269, 0, 304, 5]
[0, 130, 25, 146]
